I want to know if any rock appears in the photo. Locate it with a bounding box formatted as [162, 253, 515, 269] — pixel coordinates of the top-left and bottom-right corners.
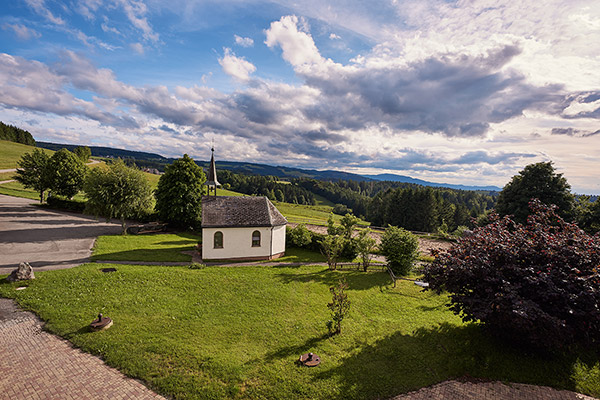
[6, 262, 35, 282]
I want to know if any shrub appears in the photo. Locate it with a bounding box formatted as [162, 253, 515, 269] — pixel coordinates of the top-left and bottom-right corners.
[287, 224, 313, 248]
[46, 196, 86, 212]
[423, 199, 600, 351]
[332, 203, 352, 216]
[380, 226, 419, 275]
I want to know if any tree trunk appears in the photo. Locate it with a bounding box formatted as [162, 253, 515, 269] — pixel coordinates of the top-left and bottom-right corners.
[121, 217, 127, 235]
[39, 190, 44, 203]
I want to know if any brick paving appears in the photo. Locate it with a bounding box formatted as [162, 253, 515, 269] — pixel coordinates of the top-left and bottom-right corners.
[391, 379, 596, 399]
[1, 296, 597, 400]
[0, 298, 166, 400]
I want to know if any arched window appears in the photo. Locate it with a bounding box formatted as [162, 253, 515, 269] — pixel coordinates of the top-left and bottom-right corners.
[252, 230, 261, 247]
[213, 231, 223, 248]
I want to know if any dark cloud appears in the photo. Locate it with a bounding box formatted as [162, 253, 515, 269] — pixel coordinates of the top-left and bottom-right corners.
[551, 127, 600, 137]
[298, 45, 566, 137]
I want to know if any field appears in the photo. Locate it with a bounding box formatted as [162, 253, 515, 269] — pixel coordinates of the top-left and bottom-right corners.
[1, 264, 597, 400]
[0, 140, 55, 169]
[274, 201, 369, 226]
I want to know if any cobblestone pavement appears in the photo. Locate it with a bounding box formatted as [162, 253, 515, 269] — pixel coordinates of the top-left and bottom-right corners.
[391, 378, 596, 400]
[0, 298, 166, 400]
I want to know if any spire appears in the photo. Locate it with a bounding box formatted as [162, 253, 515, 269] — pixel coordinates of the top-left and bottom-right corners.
[205, 146, 221, 196]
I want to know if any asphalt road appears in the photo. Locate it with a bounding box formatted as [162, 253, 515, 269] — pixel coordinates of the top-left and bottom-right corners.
[0, 194, 122, 274]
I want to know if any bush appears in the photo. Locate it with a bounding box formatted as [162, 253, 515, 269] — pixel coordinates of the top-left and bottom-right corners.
[380, 226, 419, 275]
[423, 199, 600, 351]
[45, 196, 86, 212]
[287, 224, 313, 248]
[332, 203, 352, 216]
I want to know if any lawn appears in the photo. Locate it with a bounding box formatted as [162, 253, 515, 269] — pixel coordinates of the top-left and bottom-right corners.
[1, 264, 598, 400]
[0, 140, 54, 169]
[91, 233, 201, 262]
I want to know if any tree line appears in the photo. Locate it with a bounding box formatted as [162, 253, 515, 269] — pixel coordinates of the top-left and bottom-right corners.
[0, 121, 36, 146]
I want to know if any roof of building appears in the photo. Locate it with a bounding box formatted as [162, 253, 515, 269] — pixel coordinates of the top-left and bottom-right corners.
[201, 196, 287, 228]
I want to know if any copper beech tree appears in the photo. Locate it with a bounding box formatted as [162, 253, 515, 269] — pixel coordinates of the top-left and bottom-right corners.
[423, 199, 600, 351]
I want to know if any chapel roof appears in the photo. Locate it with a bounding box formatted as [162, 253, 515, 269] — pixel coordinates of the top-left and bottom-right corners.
[201, 196, 287, 228]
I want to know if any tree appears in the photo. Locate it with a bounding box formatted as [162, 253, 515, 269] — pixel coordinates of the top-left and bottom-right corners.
[423, 199, 600, 350]
[48, 149, 87, 199]
[356, 229, 376, 271]
[496, 161, 574, 223]
[14, 148, 52, 203]
[155, 154, 206, 229]
[339, 213, 359, 240]
[320, 234, 344, 270]
[74, 146, 91, 162]
[380, 226, 419, 276]
[327, 278, 350, 335]
[84, 160, 154, 234]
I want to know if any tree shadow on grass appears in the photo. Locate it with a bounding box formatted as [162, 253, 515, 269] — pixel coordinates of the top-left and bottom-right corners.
[275, 268, 393, 291]
[314, 322, 592, 400]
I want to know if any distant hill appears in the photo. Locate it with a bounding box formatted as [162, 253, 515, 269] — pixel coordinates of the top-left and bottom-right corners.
[36, 140, 504, 191]
[37, 142, 168, 162]
[364, 173, 501, 192]
[199, 160, 373, 182]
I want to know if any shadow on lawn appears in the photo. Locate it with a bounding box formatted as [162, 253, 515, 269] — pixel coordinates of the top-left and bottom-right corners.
[275, 268, 392, 291]
[315, 322, 592, 399]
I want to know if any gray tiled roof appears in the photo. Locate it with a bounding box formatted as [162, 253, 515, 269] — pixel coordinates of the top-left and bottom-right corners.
[201, 196, 287, 228]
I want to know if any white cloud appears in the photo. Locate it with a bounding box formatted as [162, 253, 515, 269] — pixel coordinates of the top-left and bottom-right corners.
[329, 33, 341, 40]
[264, 15, 323, 66]
[218, 48, 256, 82]
[24, 0, 65, 25]
[130, 42, 145, 55]
[234, 34, 254, 47]
[115, 0, 159, 43]
[2, 23, 41, 40]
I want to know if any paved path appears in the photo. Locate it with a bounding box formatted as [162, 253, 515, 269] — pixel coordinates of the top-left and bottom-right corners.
[391, 378, 596, 399]
[0, 194, 122, 274]
[0, 298, 166, 400]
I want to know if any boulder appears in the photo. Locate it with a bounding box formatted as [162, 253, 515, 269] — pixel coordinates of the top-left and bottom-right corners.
[6, 262, 35, 282]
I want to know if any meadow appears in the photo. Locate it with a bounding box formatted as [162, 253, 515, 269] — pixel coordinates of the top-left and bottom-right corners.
[1, 264, 598, 399]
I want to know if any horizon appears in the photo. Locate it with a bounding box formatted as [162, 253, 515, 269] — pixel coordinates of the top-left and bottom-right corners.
[1, 1, 599, 194]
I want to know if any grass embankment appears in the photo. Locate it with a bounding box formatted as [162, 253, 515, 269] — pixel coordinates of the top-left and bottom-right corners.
[91, 233, 201, 262]
[1, 264, 598, 400]
[0, 140, 55, 169]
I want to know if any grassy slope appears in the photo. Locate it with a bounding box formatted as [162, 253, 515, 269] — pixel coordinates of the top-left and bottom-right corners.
[274, 201, 369, 226]
[91, 233, 201, 262]
[0, 264, 597, 399]
[0, 140, 55, 169]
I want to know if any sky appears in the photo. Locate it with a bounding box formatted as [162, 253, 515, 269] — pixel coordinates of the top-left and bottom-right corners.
[1, 1, 599, 194]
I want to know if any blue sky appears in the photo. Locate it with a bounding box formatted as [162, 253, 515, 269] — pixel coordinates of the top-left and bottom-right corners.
[1, 1, 600, 194]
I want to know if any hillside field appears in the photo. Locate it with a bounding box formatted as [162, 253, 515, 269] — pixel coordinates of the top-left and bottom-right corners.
[0, 140, 55, 169]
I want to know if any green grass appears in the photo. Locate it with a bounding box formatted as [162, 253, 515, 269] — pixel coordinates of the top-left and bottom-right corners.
[0, 180, 41, 200]
[91, 233, 201, 262]
[1, 264, 598, 399]
[263, 247, 327, 263]
[0, 140, 54, 169]
[0, 171, 16, 181]
[274, 201, 369, 226]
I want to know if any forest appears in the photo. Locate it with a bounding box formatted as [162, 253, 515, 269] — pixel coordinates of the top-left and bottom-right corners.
[0, 122, 36, 146]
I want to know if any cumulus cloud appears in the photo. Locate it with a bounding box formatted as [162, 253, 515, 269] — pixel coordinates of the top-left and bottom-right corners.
[234, 34, 254, 47]
[2, 23, 41, 40]
[218, 48, 256, 82]
[265, 15, 323, 66]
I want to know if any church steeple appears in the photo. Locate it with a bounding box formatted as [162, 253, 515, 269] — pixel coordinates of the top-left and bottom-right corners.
[205, 146, 221, 196]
